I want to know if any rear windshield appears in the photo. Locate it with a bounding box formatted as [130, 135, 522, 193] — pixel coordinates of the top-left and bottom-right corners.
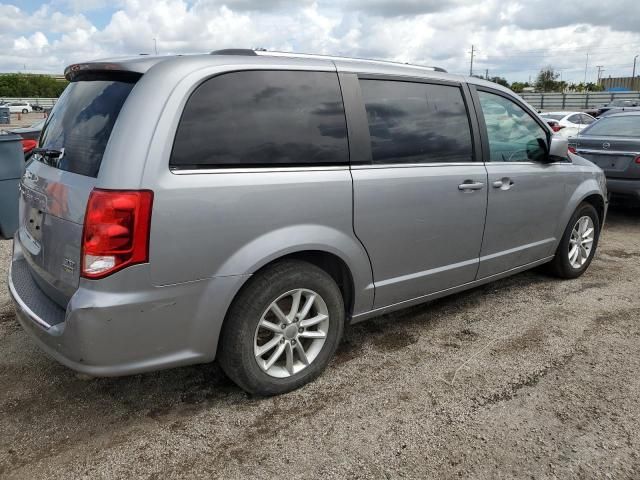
[37, 78, 136, 177]
[581, 116, 640, 137]
[544, 114, 565, 120]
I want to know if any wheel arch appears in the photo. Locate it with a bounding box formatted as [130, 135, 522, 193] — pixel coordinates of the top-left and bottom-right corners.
[554, 179, 607, 244]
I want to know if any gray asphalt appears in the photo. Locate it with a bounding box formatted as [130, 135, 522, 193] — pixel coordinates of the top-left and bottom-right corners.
[1, 207, 639, 479]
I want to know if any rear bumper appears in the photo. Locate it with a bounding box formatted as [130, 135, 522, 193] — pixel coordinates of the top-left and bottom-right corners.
[9, 240, 248, 376]
[606, 178, 640, 201]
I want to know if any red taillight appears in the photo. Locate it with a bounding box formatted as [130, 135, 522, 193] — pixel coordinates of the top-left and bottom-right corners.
[21, 139, 37, 153]
[635, 156, 640, 164]
[81, 189, 153, 279]
[568, 146, 577, 154]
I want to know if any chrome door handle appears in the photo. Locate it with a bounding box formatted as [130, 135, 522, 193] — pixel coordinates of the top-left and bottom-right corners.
[458, 181, 485, 191]
[492, 178, 515, 190]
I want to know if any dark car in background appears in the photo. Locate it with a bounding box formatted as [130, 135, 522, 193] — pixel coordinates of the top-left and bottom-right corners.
[596, 99, 640, 117]
[570, 112, 640, 204]
[598, 106, 640, 118]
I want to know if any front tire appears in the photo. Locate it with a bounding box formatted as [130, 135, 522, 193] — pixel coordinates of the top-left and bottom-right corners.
[21, 109, 28, 114]
[549, 202, 600, 279]
[218, 260, 345, 396]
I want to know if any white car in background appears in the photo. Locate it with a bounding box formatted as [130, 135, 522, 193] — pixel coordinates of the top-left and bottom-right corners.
[543, 111, 596, 138]
[7, 102, 32, 114]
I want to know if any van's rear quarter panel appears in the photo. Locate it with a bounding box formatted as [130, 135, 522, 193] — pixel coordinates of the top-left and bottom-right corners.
[148, 169, 372, 307]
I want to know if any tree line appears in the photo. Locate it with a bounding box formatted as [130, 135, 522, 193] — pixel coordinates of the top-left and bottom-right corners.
[0, 73, 68, 98]
[482, 66, 605, 93]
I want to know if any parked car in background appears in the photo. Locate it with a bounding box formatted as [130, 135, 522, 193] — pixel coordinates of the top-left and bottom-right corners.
[8, 51, 608, 396]
[597, 106, 640, 118]
[570, 111, 640, 204]
[3, 119, 44, 159]
[7, 102, 32, 114]
[543, 111, 596, 137]
[541, 117, 565, 133]
[31, 104, 44, 112]
[596, 99, 640, 117]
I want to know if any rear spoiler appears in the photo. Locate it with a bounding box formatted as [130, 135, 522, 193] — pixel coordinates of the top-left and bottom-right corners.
[64, 59, 158, 82]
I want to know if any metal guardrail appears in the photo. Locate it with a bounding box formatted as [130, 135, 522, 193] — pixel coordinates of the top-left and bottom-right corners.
[519, 91, 640, 111]
[0, 97, 58, 108]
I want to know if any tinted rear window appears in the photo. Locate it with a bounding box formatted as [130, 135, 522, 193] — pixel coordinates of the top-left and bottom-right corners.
[582, 116, 640, 137]
[170, 70, 348, 168]
[359, 80, 473, 164]
[37, 79, 136, 177]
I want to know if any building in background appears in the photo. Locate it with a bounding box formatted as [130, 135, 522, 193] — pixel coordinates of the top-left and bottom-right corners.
[599, 76, 640, 92]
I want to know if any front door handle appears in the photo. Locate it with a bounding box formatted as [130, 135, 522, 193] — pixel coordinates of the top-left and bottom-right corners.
[458, 181, 485, 191]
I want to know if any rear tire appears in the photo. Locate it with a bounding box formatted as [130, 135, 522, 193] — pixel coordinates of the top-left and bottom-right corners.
[21, 109, 28, 114]
[218, 259, 345, 396]
[548, 202, 600, 279]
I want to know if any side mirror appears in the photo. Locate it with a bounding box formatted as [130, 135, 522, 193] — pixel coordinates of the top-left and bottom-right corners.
[548, 135, 569, 163]
[526, 138, 549, 163]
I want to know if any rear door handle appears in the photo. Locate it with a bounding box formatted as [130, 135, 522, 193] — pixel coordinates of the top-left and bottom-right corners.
[458, 181, 485, 191]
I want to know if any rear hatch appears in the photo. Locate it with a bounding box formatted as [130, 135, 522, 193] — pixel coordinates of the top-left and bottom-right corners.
[573, 136, 640, 179]
[17, 73, 138, 307]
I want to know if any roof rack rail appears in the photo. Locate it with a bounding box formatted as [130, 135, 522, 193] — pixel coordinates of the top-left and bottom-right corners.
[254, 49, 447, 73]
[208, 48, 447, 72]
[210, 49, 257, 56]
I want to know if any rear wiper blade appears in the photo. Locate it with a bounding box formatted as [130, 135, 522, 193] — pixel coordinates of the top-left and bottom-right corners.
[32, 147, 64, 158]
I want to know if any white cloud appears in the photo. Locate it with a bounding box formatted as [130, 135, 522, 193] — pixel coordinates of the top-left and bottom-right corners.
[0, 0, 638, 82]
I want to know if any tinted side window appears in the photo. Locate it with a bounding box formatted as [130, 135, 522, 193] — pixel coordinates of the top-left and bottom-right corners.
[170, 71, 348, 168]
[568, 114, 582, 123]
[359, 80, 473, 164]
[478, 91, 548, 163]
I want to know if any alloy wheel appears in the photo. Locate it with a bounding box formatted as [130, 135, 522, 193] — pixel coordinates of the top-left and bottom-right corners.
[568, 215, 595, 269]
[253, 288, 329, 378]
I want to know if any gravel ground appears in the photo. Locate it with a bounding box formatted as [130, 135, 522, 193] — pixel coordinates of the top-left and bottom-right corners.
[1, 207, 639, 479]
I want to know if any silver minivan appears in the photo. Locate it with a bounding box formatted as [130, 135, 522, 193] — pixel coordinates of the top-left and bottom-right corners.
[8, 50, 607, 395]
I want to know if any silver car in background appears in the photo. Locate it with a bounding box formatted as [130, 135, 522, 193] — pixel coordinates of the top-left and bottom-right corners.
[8, 50, 607, 395]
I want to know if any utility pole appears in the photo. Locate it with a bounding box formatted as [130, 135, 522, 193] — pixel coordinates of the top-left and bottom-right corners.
[583, 49, 589, 85]
[469, 44, 475, 76]
[633, 55, 638, 78]
[153, 38, 158, 55]
[596, 66, 605, 86]
[485, 68, 489, 80]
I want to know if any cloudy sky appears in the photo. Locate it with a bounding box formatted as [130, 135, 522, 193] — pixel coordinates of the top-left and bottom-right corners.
[2, 0, 639, 83]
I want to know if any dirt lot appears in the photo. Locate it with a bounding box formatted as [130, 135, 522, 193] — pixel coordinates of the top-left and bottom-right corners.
[1, 207, 639, 479]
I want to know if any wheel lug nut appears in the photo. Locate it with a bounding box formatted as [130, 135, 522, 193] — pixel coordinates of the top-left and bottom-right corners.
[290, 339, 295, 344]
[281, 324, 286, 329]
[298, 328, 303, 333]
